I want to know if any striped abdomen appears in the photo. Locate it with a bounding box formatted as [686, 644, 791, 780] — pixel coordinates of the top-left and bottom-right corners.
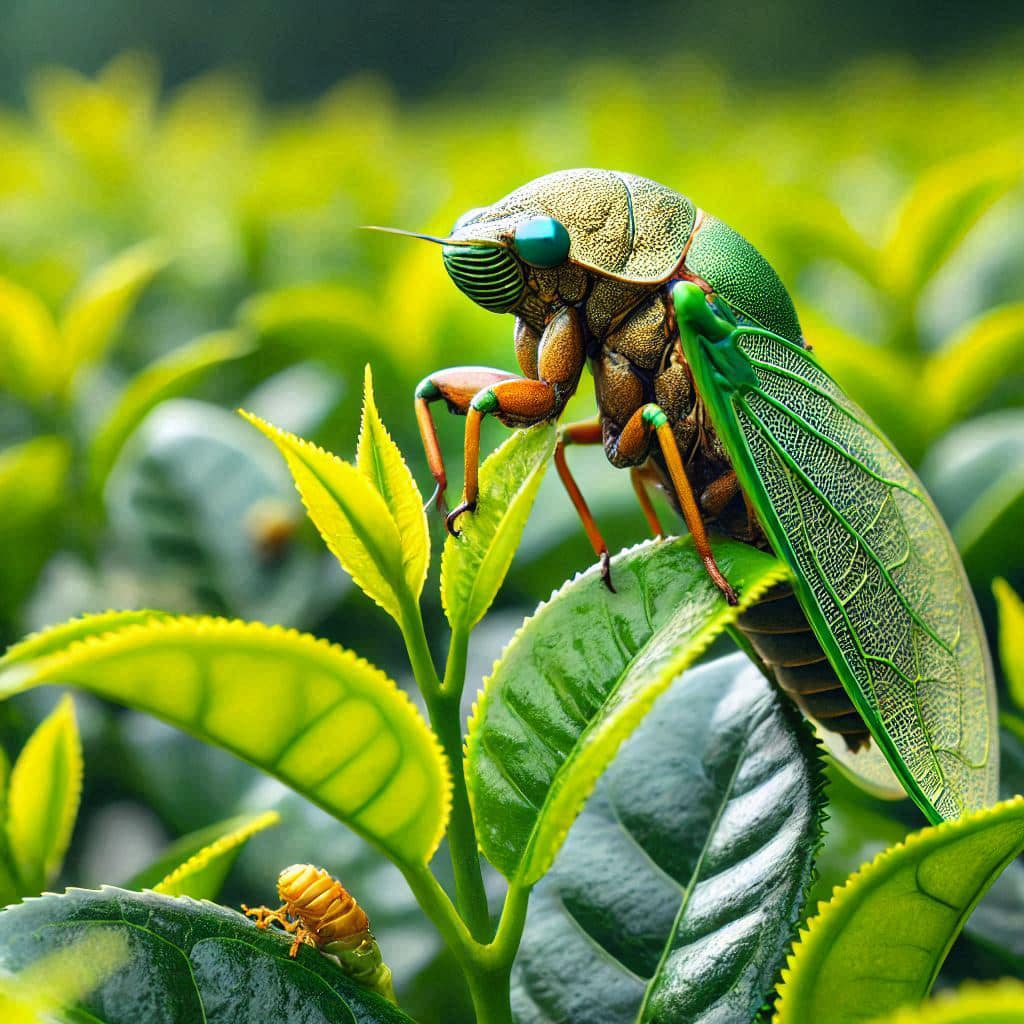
[736, 582, 870, 750]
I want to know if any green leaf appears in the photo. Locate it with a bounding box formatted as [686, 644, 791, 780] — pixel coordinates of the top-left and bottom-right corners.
[241, 411, 411, 625]
[773, 795, 1024, 1024]
[512, 653, 825, 1024]
[0, 277, 60, 403]
[441, 423, 556, 634]
[867, 980, 1024, 1024]
[0, 887, 415, 1023]
[357, 365, 429, 602]
[127, 810, 280, 899]
[994, 578, 1024, 710]
[0, 616, 450, 867]
[924, 303, 1024, 436]
[0, 930, 130, 1023]
[59, 241, 168, 380]
[466, 535, 789, 884]
[882, 145, 1023, 299]
[919, 410, 1024, 586]
[88, 330, 253, 489]
[0, 747, 18, 907]
[5, 695, 82, 894]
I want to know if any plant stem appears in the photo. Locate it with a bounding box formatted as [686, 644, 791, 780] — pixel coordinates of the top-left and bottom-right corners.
[399, 600, 491, 943]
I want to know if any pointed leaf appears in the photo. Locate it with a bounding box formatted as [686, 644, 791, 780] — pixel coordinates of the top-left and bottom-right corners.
[882, 146, 1023, 299]
[59, 241, 168, 378]
[0, 888, 415, 1023]
[994, 579, 1024, 711]
[773, 796, 1024, 1024]
[151, 810, 280, 899]
[924, 303, 1024, 436]
[241, 412, 409, 624]
[0, 616, 449, 866]
[5, 695, 82, 893]
[869, 980, 1024, 1024]
[0, 277, 60, 402]
[88, 330, 253, 489]
[357, 366, 429, 601]
[466, 536, 789, 883]
[512, 654, 825, 1024]
[442, 423, 556, 634]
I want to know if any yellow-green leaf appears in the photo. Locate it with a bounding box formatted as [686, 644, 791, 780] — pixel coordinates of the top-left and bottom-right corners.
[149, 810, 280, 899]
[59, 241, 168, 379]
[882, 145, 1023, 299]
[0, 277, 60, 402]
[356, 365, 429, 602]
[0, 747, 17, 906]
[5, 695, 82, 893]
[869, 980, 1024, 1024]
[0, 616, 450, 866]
[441, 423, 556, 634]
[994, 578, 1024, 711]
[241, 412, 409, 624]
[773, 796, 1024, 1024]
[925, 303, 1024, 437]
[88, 330, 253, 489]
[0, 436, 70, 534]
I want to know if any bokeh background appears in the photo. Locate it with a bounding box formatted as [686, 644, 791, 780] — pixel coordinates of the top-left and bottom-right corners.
[0, 2, 1022, 1019]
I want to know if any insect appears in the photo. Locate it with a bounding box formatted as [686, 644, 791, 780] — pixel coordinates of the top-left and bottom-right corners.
[243, 864, 395, 1002]
[370, 168, 998, 823]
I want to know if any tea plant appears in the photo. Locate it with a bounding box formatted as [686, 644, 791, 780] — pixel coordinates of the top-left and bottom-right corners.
[0, 371, 1020, 1023]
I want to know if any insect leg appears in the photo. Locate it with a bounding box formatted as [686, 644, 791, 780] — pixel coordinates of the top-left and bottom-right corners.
[415, 367, 520, 516]
[630, 467, 664, 539]
[555, 418, 617, 591]
[447, 306, 585, 534]
[616, 404, 738, 605]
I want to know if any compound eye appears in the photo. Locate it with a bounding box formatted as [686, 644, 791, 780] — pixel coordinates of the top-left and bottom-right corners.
[512, 216, 570, 268]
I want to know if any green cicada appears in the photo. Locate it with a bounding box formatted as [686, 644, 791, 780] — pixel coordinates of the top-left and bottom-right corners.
[375, 168, 998, 822]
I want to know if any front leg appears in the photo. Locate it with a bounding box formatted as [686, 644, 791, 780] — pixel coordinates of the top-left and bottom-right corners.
[447, 305, 585, 534]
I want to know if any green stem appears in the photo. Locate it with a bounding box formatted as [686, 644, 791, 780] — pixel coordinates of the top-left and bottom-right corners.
[399, 600, 491, 943]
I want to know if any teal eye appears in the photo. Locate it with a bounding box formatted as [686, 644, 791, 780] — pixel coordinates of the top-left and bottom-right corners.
[512, 216, 570, 268]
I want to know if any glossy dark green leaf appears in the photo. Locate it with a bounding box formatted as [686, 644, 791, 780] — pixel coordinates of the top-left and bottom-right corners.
[511, 653, 825, 1024]
[0, 887, 414, 1023]
[466, 536, 789, 884]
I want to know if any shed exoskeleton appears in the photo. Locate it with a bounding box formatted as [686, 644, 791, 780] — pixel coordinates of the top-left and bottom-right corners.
[373, 168, 998, 823]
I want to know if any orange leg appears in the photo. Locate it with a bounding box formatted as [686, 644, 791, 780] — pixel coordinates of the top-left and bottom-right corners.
[415, 367, 520, 516]
[554, 418, 616, 591]
[617, 405, 738, 605]
[630, 467, 664, 539]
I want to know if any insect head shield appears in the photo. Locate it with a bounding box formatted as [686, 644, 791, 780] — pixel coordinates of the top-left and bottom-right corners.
[442, 214, 570, 313]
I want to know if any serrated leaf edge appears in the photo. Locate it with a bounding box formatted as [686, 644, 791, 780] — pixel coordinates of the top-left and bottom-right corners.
[772, 793, 1024, 1023]
[1, 616, 453, 865]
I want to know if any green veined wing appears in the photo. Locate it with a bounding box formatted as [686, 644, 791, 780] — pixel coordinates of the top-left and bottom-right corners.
[675, 285, 998, 822]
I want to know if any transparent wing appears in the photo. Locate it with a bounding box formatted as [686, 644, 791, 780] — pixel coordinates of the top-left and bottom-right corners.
[683, 317, 998, 821]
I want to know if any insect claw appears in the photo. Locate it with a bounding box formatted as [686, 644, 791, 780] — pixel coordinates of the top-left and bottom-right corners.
[445, 500, 475, 537]
[425, 483, 449, 520]
[600, 551, 617, 593]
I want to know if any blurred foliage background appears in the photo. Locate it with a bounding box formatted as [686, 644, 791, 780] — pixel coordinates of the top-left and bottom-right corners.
[0, 5, 1022, 1019]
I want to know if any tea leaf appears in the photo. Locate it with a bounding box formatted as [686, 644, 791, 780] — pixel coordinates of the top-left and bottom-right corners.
[441, 423, 556, 634]
[59, 240, 168, 379]
[882, 146, 1022, 299]
[357, 365, 429, 602]
[512, 654, 825, 1024]
[5, 695, 82, 893]
[994, 579, 1024, 711]
[466, 536, 789, 884]
[89, 330, 253, 488]
[241, 412, 410, 624]
[773, 796, 1024, 1024]
[0, 888, 415, 1023]
[0, 277, 60, 402]
[868, 980, 1024, 1024]
[150, 810, 280, 899]
[0, 616, 450, 867]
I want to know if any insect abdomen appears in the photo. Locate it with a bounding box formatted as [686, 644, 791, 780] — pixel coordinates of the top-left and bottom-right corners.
[277, 863, 369, 946]
[736, 582, 870, 750]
